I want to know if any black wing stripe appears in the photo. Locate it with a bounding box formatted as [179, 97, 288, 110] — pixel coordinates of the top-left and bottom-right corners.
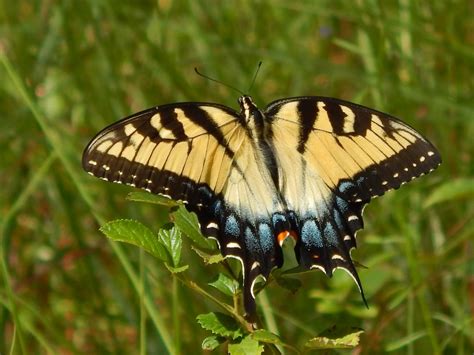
[158, 106, 187, 139]
[322, 101, 346, 135]
[353, 107, 372, 136]
[297, 99, 318, 153]
[181, 106, 237, 159]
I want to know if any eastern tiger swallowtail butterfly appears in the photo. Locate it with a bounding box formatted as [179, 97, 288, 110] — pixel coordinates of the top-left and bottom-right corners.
[82, 94, 441, 319]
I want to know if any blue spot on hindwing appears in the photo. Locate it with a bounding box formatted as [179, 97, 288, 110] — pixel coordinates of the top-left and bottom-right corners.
[335, 196, 349, 213]
[333, 208, 344, 230]
[301, 219, 323, 247]
[338, 181, 354, 193]
[258, 223, 274, 253]
[245, 226, 259, 253]
[225, 215, 240, 237]
[324, 222, 338, 246]
[272, 213, 287, 230]
[212, 200, 223, 218]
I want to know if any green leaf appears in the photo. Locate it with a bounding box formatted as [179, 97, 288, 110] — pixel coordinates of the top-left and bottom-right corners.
[250, 329, 282, 345]
[305, 327, 364, 349]
[157, 226, 182, 267]
[126, 191, 179, 207]
[192, 247, 225, 264]
[280, 235, 299, 270]
[423, 178, 474, 207]
[196, 312, 243, 340]
[228, 336, 264, 355]
[164, 263, 189, 274]
[100, 219, 167, 262]
[201, 335, 225, 351]
[209, 273, 239, 297]
[274, 275, 302, 294]
[317, 325, 363, 338]
[172, 205, 214, 248]
[280, 265, 310, 276]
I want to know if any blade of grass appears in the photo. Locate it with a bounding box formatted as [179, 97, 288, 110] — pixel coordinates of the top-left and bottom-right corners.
[139, 249, 146, 355]
[172, 276, 180, 355]
[399, 199, 441, 354]
[258, 290, 284, 353]
[0, 49, 174, 354]
[0, 291, 68, 353]
[355, 0, 382, 107]
[397, 0, 414, 84]
[0, 150, 56, 354]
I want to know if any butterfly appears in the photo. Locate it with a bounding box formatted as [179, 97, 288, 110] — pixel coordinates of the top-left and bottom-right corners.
[82, 94, 441, 319]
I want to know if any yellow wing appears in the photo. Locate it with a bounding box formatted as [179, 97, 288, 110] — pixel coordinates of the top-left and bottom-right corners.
[266, 96, 441, 295]
[83, 103, 246, 198]
[82, 102, 285, 316]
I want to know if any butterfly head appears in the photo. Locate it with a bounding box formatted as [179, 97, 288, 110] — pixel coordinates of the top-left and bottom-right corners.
[238, 95, 258, 119]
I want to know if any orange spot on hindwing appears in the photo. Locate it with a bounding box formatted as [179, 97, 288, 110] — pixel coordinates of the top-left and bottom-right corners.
[277, 230, 298, 246]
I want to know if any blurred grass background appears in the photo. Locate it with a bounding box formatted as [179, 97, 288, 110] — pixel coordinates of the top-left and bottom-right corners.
[1, 0, 473, 353]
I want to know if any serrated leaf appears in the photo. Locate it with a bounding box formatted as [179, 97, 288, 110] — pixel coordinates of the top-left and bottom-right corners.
[196, 312, 243, 340]
[305, 327, 364, 349]
[228, 336, 264, 355]
[157, 226, 182, 267]
[250, 329, 282, 345]
[423, 178, 474, 207]
[100, 219, 167, 262]
[164, 263, 189, 274]
[172, 205, 214, 248]
[201, 335, 225, 350]
[126, 191, 179, 207]
[192, 246, 225, 264]
[209, 273, 239, 297]
[318, 325, 363, 338]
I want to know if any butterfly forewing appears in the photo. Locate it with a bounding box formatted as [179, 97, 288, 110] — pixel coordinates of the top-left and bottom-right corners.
[266, 97, 441, 200]
[83, 103, 245, 199]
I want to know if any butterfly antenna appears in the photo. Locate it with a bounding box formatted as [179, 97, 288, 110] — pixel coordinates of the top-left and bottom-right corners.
[247, 61, 262, 94]
[194, 68, 244, 95]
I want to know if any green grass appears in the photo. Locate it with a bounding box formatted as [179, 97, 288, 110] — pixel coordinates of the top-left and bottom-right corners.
[1, 1, 473, 353]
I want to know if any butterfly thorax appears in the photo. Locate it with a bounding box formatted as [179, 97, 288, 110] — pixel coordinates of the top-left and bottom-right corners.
[238, 95, 267, 139]
[238, 95, 280, 191]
